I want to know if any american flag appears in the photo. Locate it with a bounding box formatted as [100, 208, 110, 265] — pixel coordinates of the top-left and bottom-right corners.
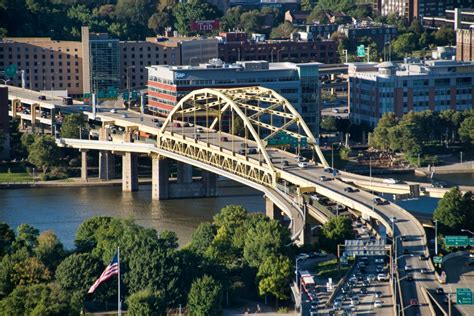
[88, 252, 119, 294]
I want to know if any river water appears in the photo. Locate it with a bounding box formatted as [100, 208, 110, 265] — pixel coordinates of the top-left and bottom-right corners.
[0, 172, 471, 249]
[0, 183, 264, 249]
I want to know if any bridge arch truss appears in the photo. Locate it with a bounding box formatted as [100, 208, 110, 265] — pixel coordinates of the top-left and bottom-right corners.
[159, 87, 328, 186]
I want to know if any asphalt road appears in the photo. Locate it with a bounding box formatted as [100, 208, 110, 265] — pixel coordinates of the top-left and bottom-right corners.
[444, 254, 474, 315]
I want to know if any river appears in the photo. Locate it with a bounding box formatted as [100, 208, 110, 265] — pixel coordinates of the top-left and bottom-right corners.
[0, 183, 264, 249]
[0, 172, 471, 249]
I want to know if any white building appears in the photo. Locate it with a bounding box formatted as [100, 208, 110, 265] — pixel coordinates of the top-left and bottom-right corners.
[348, 59, 474, 126]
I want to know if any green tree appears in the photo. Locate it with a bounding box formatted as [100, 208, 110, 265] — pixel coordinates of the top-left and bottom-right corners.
[321, 116, 337, 132]
[220, 6, 242, 32]
[20, 133, 35, 149]
[239, 10, 262, 34]
[243, 219, 290, 268]
[232, 116, 245, 137]
[74, 216, 114, 252]
[458, 116, 474, 143]
[187, 275, 223, 316]
[55, 253, 102, 302]
[257, 255, 291, 305]
[270, 22, 296, 39]
[188, 222, 216, 255]
[434, 25, 455, 46]
[433, 188, 474, 233]
[369, 112, 398, 150]
[0, 283, 71, 315]
[0, 223, 15, 257]
[320, 216, 354, 254]
[173, 0, 219, 36]
[13, 224, 39, 252]
[34, 230, 65, 271]
[300, 0, 313, 10]
[392, 33, 419, 58]
[60, 113, 86, 139]
[127, 289, 166, 316]
[10, 257, 51, 286]
[27, 135, 60, 173]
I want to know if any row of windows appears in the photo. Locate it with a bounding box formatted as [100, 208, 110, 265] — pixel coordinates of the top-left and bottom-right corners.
[3, 61, 80, 67]
[0, 64, 79, 73]
[0, 46, 79, 53]
[122, 46, 171, 52]
[149, 96, 175, 106]
[0, 53, 79, 59]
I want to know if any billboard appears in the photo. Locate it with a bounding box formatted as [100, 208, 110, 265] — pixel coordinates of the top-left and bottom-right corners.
[190, 20, 220, 32]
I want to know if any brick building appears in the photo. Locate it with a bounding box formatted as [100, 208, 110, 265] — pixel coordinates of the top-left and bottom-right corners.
[217, 32, 338, 64]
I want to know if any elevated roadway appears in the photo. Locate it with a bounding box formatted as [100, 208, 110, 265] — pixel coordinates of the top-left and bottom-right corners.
[8, 85, 441, 315]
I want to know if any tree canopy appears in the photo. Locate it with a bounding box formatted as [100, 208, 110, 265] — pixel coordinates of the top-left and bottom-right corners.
[320, 216, 354, 254]
[434, 188, 474, 233]
[187, 275, 223, 316]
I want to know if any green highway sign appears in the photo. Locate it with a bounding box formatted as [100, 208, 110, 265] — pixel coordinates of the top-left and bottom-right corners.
[457, 288, 472, 305]
[267, 132, 307, 148]
[4, 64, 17, 79]
[470, 237, 474, 246]
[433, 256, 443, 264]
[106, 86, 118, 98]
[445, 235, 469, 247]
[357, 45, 365, 57]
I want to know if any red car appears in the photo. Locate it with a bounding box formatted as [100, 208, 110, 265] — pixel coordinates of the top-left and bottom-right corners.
[409, 299, 418, 306]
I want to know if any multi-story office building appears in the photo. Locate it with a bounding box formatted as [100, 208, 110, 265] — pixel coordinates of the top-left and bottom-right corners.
[217, 32, 338, 64]
[381, 0, 473, 22]
[0, 37, 84, 95]
[306, 24, 340, 40]
[0, 27, 217, 98]
[457, 28, 474, 61]
[348, 60, 474, 126]
[147, 59, 322, 134]
[338, 23, 398, 53]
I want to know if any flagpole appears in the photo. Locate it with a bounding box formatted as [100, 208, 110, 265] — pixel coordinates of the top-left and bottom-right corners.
[117, 246, 121, 316]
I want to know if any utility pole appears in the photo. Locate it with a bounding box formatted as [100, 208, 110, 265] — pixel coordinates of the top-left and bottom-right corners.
[434, 220, 438, 255]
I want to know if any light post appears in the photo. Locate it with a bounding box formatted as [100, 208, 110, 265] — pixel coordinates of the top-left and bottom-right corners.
[189, 56, 199, 65]
[331, 143, 336, 169]
[434, 219, 438, 255]
[460, 151, 463, 164]
[32, 168, 35, 182]
[0, 79, 10, 85]
[126, 66, 134, 108]
[295, 255, 308, 312]
[461, 228, 474, 236]
[418, 153, 421, 167]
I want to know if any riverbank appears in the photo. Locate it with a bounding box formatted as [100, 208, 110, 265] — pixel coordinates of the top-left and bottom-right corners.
[0, 177, 243, 189]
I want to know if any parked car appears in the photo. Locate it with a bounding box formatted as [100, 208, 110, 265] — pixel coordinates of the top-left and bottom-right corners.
[420, 268, 430, 274]
[360, 287, 367, 295]
[324, 167, 333, 173]
[248, 148, 258, 154]
[38, 95, 47, 100]
[372, 197, 388, 205]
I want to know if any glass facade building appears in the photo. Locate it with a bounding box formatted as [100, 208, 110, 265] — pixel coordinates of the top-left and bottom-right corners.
[89, 37, 120, 98]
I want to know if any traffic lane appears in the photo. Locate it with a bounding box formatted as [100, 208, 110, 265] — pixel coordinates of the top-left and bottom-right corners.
[444, 254, 474, 315]
[288, 168, 434, 314]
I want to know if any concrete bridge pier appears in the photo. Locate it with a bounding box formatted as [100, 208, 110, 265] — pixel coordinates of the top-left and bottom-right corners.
[202, 170, 218, 197]
[265, 197, 284, 221]
[177, 161, 193, 184]
[99, 151, 115, 180]
[80, 149, 88, 181]
[151, 154, 169, 200]
[122, 152, 138, 192]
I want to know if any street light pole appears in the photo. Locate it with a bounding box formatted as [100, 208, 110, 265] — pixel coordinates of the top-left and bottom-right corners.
[126, 66, 134, 108]
[434, 219, 438, 255]
[460, 151, 463, 164]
